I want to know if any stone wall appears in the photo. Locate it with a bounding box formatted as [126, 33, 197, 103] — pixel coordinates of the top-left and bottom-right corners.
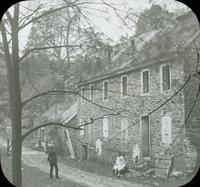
[183, 36, 200, 173]
[77, 55, 187, 170]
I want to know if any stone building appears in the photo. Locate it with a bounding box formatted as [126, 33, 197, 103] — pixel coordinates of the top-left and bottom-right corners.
[76, 11, 200, 174]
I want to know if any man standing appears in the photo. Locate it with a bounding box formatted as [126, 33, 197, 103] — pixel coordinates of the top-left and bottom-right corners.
[47, 145, 59, 178]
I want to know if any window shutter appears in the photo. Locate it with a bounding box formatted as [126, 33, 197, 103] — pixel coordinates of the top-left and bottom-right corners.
[121, 118, 128, 142]
[161, 114, 172, 144]
[122, 76, 127, 96]
[103, 81, 108, 99]
[103, 117, 109, 137]
[162, 65, 170, 91]
[142, 71, 149, 94]
[80, 119, 85, 136]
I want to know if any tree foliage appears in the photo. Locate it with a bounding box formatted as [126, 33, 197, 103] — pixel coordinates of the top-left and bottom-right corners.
[135, 4, 175, 34]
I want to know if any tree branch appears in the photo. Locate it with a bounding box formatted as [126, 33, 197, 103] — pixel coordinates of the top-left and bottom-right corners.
[18, 1, 78, 30]
[19, 44, 82, 62]
[5, 10, 13, 26]
[77, 113, 118, 128]
[0, 21, 12, 76]
[2, 18, 12, 36]
[21, 122, 83, 143]
[22, 90, 78, 108]
[19, 5, 43, 28]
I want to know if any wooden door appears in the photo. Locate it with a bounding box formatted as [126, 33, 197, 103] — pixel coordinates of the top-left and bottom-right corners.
[141, 116, 150, 157]
[82, 145, 88, 160]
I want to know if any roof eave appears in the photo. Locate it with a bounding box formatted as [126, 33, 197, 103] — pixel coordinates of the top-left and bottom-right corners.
[78, 51, 178, 87]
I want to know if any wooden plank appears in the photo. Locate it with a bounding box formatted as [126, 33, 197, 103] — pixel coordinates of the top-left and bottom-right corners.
[154, 156, 172, 179]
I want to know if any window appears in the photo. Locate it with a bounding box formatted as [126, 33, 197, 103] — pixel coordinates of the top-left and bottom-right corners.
[108, 49, 112, 63]
[81, 88, 85, 104]
[121, 76, 128, 97]
[89, 118, 94, 144]
[131, 39, 135, 52]
[121, 118, 128, 142]
[89, 118, 93, 136]
[95, 139, 102, 156]
[56, 75, 64, 90]
[80, 119, 85, 136]
[141, 69, 149, 94]
[64, 80, 68, 90]
[103, 81, 109, 100]
[161, 64, 170, 91]
[161, 114, 172, 144]
[140, 115, 150, 157]
[103, 116, 109, 137]
[90, 85, 94, 101]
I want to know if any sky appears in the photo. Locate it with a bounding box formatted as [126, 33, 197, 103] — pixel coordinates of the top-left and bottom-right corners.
[83, 0, 188, 42]
[13, 0, 189, 50]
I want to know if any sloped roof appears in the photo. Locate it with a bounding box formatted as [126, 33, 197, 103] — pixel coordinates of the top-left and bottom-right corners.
[60, 102, 78, 123]
[38, 102, 78, 125]
[41, 103, 65, 121]
[79, 11, 199, 86]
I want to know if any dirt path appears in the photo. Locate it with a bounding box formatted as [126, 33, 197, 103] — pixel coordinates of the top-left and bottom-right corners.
[22, 148, 144, 187]
[0, 137, 144, 187]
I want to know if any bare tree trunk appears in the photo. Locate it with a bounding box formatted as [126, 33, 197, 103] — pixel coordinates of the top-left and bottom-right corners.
[0, 5, 22, 186]
[10, 4, 22, 187]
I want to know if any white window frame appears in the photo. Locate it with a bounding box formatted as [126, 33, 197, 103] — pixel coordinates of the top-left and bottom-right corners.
[103, 116, 109, 138]
[80, 119, 85, 136]
[121, 118, 129, 142]
[161, 113, 172, 145]
[103, 80, 109, 100]
[121, 75, 128, 97]
[141, 69, 150, 95]
[90, 84, 94, 101]
[160, 64, 171, 92]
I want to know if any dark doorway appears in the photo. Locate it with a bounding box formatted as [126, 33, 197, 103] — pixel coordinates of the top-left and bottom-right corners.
[141, 116, 150, 157]
[82, 144, 88, 160]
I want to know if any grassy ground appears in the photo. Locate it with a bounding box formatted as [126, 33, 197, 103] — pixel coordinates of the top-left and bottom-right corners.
[0, 142, 195, 187]
[0, 149, 85, 187]
[58, 154, 195, 187]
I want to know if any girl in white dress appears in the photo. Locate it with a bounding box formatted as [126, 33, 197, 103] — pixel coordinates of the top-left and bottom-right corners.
[112, 152, 121, 176]
[118, 154, 126, 176]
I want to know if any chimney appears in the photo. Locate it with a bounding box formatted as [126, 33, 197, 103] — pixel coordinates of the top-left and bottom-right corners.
[55, 74, 64, 103]
[130, 39, 135, 55]
[107, 46, 112, 63]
